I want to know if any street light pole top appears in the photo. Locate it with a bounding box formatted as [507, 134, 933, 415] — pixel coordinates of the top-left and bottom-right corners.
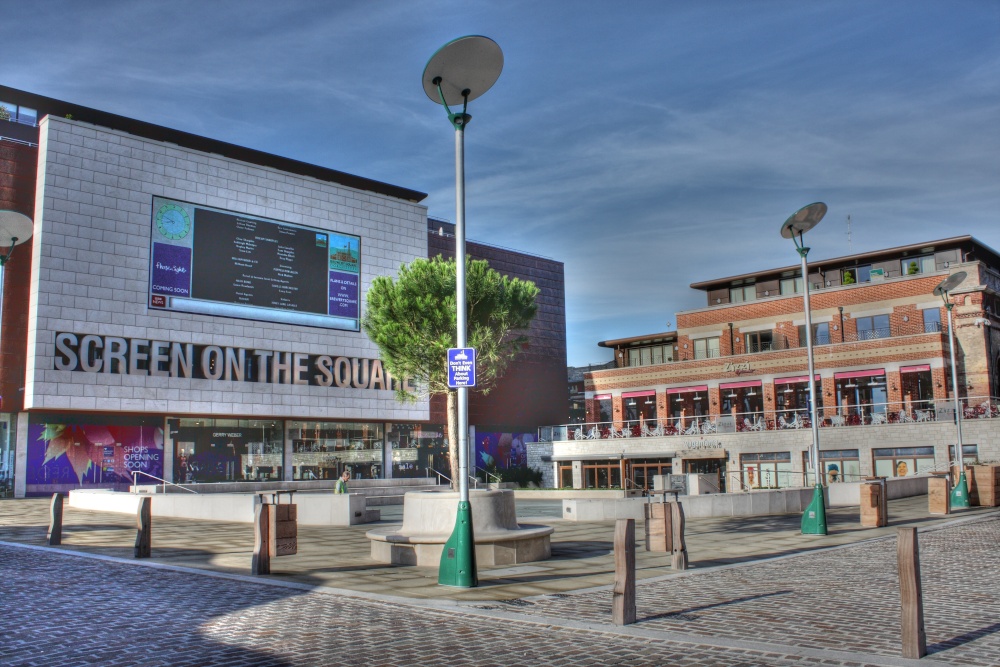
[933, 271, 967, 299]
[780, 202, 827, 239]
[422, 35, 504, 106]
[0, 210, 33, 247]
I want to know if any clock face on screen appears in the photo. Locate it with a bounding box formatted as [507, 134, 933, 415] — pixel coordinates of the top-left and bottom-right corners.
[155, 203, 192, 240]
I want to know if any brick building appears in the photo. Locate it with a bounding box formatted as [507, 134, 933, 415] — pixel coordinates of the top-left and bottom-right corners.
[0, 86, 565, 497]
[543, 237, 1000, 491]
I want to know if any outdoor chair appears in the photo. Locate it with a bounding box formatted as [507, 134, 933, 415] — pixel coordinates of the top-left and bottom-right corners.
[574, 428, 584, 440]
[684, 422, 700, 435]
[897, 410, 915, 424]
[870, 412, 887, 426]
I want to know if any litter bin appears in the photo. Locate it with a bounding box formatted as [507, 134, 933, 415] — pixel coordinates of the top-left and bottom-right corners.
[860, 477, 887, 527]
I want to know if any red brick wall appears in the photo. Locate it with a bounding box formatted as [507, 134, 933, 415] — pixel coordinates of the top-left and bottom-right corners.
[0, 139, 36, 413]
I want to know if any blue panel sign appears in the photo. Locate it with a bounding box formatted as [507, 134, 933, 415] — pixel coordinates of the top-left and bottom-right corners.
[447, 348, 476, 388]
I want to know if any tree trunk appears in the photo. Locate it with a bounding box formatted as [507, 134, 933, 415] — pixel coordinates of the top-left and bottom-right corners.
[446, 389, 460, 491]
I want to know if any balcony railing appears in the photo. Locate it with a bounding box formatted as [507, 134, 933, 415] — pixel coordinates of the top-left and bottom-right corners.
[540, 396, 1000, 442]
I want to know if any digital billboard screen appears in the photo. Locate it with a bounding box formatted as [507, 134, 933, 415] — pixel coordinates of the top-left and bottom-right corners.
[148, 197, 361, 330]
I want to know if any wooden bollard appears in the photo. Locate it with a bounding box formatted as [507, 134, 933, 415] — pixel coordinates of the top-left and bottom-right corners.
[47, 493, 64, 546]
[251, 502, 275, 575]
[612, 518, 636, 626]
[897, 527, 926, 659]
[134, 496, 151, 558]
[643, 501, 672, 552]
[928, 475, 951, 515]
[670, 501, 688, 571]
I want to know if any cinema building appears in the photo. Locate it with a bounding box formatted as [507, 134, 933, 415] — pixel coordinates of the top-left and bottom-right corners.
[541, 236, 1000, 491]
[0, 86, 566, 498]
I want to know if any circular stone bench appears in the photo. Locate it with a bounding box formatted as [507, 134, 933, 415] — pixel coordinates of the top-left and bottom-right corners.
[366, 489, 553, 567]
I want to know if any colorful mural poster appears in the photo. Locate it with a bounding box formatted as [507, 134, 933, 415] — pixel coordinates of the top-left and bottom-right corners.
[27, 423, 164, 489]
[475, 431, 534, 470]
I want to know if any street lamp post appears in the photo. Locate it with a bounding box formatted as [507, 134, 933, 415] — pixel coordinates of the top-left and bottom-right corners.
[422, 36, 503, 588]
[780, 203, 828, 536]
[934, 271, 971, 508]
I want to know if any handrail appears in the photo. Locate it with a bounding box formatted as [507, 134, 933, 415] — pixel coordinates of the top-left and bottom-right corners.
[426, 467, 452, 486]
[131, 470, 199, 494]
[475, 465, 502, 485]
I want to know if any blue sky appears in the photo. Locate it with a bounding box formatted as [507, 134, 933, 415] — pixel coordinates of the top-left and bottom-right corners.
[3, 1, 998, 365]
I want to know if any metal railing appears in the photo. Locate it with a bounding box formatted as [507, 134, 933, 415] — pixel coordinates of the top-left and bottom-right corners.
[131, 470, 199, 494]
[475, 466, 502, 485]
[544, 396, 1000, 441]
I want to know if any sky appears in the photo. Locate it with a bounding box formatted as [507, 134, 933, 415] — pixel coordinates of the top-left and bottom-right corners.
[2, 1, 998, 366]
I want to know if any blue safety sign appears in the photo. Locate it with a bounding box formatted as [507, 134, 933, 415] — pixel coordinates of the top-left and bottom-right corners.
[447, 348, 477, 388]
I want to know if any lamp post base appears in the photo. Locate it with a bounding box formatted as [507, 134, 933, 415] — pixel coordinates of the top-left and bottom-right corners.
[438, 501, 478, 587]
[950, 472, 971, 509]
[801, 484, 828, 535]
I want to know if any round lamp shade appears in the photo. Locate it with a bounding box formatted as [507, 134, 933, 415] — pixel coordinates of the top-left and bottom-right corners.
[780, 202, 827, 239]
[934, 271, 967, 297]
[423, 35, 503, 106]
[0, 210, 33, 246]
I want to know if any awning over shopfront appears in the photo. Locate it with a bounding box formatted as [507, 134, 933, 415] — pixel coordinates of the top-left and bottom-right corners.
[622, 390, 655, 398]
[593, 394, 612, 400]
[719, 380, 762, 390]
[774, 374, 820, 384]
[666, 385, 708, 394]
[834, 369, 885, 379]
[900, 365, 931, 373]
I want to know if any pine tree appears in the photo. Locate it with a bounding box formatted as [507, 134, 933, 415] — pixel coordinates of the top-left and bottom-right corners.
[363, 256, 539, 488]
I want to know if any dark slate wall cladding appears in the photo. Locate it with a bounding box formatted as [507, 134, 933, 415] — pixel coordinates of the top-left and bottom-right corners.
[428, 234, 569, 430]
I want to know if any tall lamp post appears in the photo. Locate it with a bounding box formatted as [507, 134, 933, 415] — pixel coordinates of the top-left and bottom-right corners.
[422, 36, 504, 587]
[780, 202, 828, 536]
[934, 271, 971, 508]
[0, 210, 34, 354]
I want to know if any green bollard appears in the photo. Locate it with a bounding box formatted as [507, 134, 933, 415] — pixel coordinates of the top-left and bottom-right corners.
[950, 472, 971, 509]
[438, 501, 478, 587]
[801, 484, 828, 535]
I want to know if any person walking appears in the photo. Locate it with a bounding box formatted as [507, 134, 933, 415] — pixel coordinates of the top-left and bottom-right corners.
[335, 470, 350, 494]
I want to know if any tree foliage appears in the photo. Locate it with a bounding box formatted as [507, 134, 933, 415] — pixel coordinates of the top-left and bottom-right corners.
[363, 255, 540, 486]
[364, 255, 539, 399]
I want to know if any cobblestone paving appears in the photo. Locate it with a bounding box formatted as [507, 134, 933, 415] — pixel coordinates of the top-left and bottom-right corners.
[472, 516, 1000, 666]
[0, 543, 918, 667]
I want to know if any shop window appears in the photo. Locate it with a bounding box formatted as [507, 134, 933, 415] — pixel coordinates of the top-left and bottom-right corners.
[628, 458, 673, 491]
[582, 460, 622, 489]
[740, 452, 792, 489]
[947, 444, 979, 463]
[173, 418, 283, 484]
[922, 308, 942, 333]
[693, 337, 720, 359]
[624, 394, 657, 426]
[386, 423, 446, 479]
[597, 397, 613, 423]
[730, 285, 756, 303]
[558, 465, 574, 488]
[816, 449, 860, 484]
[289, 420, 385, 481]
[873, 447, 935, 478]
[901, 255, 935, 276]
